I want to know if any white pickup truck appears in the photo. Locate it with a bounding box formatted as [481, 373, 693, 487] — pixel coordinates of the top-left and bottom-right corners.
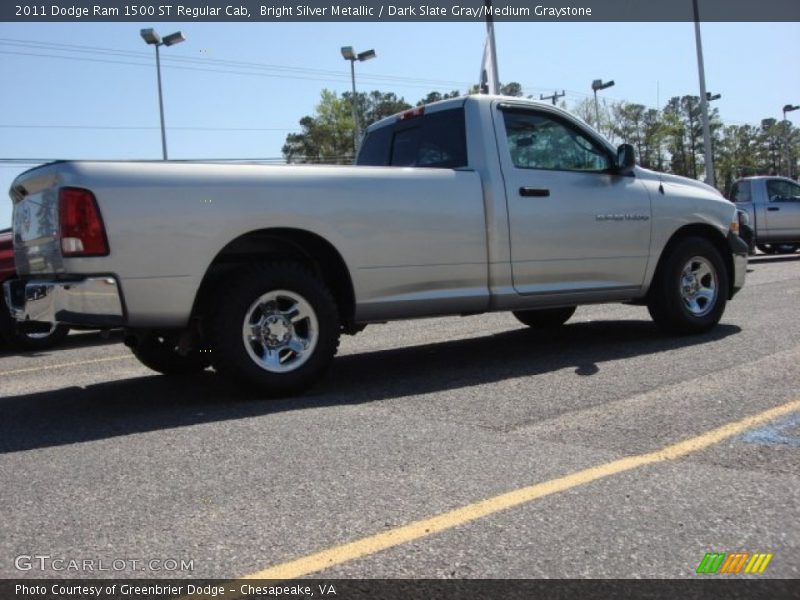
[4, 95, 747, 395]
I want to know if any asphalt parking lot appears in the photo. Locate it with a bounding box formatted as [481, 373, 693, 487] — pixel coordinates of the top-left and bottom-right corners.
[0, 253, 798, 580]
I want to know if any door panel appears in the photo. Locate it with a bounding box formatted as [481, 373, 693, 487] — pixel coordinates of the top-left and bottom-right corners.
[495, 105, 652, 295]
[765, 179, 800, 239]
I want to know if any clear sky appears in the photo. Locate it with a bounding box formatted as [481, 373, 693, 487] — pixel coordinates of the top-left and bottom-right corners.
[0, 20, 798, 227]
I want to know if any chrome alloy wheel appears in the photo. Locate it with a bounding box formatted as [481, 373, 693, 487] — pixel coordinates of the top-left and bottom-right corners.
[242, 290, 319, 373]
[679, 256, 718, 317]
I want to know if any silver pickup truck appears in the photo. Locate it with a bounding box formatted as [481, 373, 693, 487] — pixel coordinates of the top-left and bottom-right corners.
[730, 176, 800, 254]
[4, 95, 747, 395]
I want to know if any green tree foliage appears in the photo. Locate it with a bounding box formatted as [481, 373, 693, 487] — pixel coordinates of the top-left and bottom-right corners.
[282, 89, 355, 164]
[416, 90, 461, 107]
[282, 89, 413, 164]
[571, 97, 615, 141]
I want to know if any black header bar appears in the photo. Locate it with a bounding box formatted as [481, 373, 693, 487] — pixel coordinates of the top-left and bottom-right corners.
[2, 0, 799, 22]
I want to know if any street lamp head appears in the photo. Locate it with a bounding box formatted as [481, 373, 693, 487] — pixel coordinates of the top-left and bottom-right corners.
[140, 28, 161, 45]
[162, 31, 186, 47]
[592, 79, 614, 91]
[340, 46, 355, 61]
[783, 104, 800, 113]
[706, 92, 721, 101]
[357, 49, 376, 62]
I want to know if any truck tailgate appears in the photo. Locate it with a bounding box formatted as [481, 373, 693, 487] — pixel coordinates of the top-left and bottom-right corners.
[9, 165, 65, 276]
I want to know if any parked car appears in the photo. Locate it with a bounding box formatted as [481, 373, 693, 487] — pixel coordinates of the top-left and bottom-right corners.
[0, 227, 69, 349]
[730, 176, 800, 254]
[4, 95, 747, 394]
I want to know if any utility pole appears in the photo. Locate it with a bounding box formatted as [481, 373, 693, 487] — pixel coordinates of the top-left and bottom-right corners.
[693, 0, 715, 188]
[539, 90, 565, 106]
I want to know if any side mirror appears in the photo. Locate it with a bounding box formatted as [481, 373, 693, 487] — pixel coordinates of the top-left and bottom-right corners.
[615, 143, 636, 175]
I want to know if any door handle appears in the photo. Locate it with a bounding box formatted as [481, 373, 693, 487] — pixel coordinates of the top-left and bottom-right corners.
[767, 207, 780, 211]
[519, 187, 550, 197]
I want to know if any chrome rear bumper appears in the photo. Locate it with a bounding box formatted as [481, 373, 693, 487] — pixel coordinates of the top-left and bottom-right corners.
[3, 276, 124, 328]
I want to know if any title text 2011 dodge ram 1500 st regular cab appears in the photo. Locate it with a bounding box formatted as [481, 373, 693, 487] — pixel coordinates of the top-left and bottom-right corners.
[4, 95, 748, 395]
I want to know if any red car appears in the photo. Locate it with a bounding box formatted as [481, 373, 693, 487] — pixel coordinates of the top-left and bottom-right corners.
[1, 227, 69, 349]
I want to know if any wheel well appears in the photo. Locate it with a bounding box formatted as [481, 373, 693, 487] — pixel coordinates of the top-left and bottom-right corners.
[192, 228, 356, 327]
[651, 224, 734, 299]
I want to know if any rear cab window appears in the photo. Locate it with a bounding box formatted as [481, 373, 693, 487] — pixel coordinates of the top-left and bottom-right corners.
[357, 107, 468, 169]
[730, 180, 751, 203]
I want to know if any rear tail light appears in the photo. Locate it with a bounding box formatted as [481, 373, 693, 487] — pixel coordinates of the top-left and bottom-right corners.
[59, 187, 109, 256]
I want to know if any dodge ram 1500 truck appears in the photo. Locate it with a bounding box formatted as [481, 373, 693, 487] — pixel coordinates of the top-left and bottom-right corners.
[4, 95, 748, 395]
[730, 175, 800, 254]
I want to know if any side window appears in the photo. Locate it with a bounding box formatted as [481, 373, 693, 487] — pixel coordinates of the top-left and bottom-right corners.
[731, 181, 751, 203]
[766, 180, 784, 201]
[502, 110, 610, 172]
[789, 182, 800, 201]
[765, 179, 800, 202]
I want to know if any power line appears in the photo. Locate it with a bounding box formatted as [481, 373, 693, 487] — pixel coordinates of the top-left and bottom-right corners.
[0, 124, 293, 131]
[0, 38, 476, 91]
[1, 37, 473, 88]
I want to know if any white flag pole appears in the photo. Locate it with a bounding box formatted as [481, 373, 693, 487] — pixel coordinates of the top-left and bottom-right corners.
[481, 0, 500, 94]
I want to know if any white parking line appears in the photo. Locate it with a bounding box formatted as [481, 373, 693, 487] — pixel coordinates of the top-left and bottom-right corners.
[0, 354, 132, 377]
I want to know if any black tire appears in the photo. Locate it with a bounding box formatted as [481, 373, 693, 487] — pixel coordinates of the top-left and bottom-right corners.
[13, 323, 70, 351]
[513, 306, 576, 329]
[647, 236, 728, 334]
[757, 243, 797, 254]
[211, 263, 340, 396]
[130, 332, 211, 375]
[0, 291, 70, 350]
[0, 290, 16, 346]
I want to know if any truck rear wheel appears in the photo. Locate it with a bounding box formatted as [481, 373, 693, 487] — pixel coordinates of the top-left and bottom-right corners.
[0, 292, 70, 350]
[647, 237, 728, 334]
[129, 332, 211, 375]
[14, 323, 70, 351]
[513, 306, 576, 329]
[211, 263, 340, 396]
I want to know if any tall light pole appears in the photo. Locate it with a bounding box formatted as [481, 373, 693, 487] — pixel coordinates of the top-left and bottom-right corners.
[591, 79, 614, 131]
[140, 28, 185, 160]
[341, 46, 376, 154]
[692, 0, 715, 188]
[782, 104, 799, 176]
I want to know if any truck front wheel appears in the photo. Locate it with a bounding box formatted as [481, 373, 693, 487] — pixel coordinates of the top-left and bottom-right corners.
[757, 243, 798, 254]
[513, 306, 576, 329]
[647, 237, 728, 334]
[211, 263, 340, 396]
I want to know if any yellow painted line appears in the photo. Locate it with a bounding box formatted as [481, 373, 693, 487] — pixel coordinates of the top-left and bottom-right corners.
[0, 354, 132, 377]
[240, 399, 800, 580]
